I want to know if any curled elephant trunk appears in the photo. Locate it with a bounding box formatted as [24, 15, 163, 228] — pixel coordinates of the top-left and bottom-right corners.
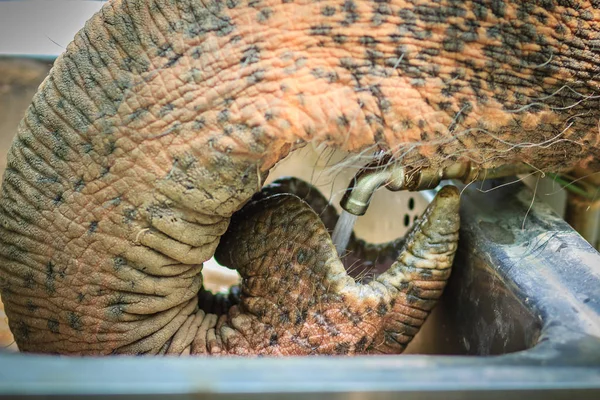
[0, 0, 599, 355]
[211, 181, 459, 355]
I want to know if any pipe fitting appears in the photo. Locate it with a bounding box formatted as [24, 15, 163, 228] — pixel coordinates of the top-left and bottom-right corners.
[339, 158, 403, 216]
[340, 159, 534, 216]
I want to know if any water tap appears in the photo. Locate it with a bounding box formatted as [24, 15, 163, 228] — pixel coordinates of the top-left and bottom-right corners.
[340, 158, 534, 216]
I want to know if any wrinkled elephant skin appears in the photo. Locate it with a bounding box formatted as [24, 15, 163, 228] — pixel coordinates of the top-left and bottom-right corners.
[0, 0, 599, 355]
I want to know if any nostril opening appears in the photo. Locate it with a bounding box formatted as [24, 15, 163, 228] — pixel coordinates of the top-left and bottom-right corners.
[403, 214, 410, 227]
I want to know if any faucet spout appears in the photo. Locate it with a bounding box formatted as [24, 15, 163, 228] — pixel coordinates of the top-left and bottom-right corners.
[340, 159, 534, 216]
[339, 157, 404, 216]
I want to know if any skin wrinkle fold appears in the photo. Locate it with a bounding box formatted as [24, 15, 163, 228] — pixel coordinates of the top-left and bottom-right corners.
[0, 0, 599, 355]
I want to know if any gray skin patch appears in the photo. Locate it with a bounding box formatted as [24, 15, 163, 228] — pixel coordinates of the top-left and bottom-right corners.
[48, 318, 60, 334]
[15, 321, 30, 341]
[23, 272, 35, 289]
[45, 262, 56, 295]
[26, 300, 38, 312]
[68, 312, 83, 331]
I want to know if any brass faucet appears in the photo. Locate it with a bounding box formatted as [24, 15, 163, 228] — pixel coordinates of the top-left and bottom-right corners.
[340, 158, 534, 216]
